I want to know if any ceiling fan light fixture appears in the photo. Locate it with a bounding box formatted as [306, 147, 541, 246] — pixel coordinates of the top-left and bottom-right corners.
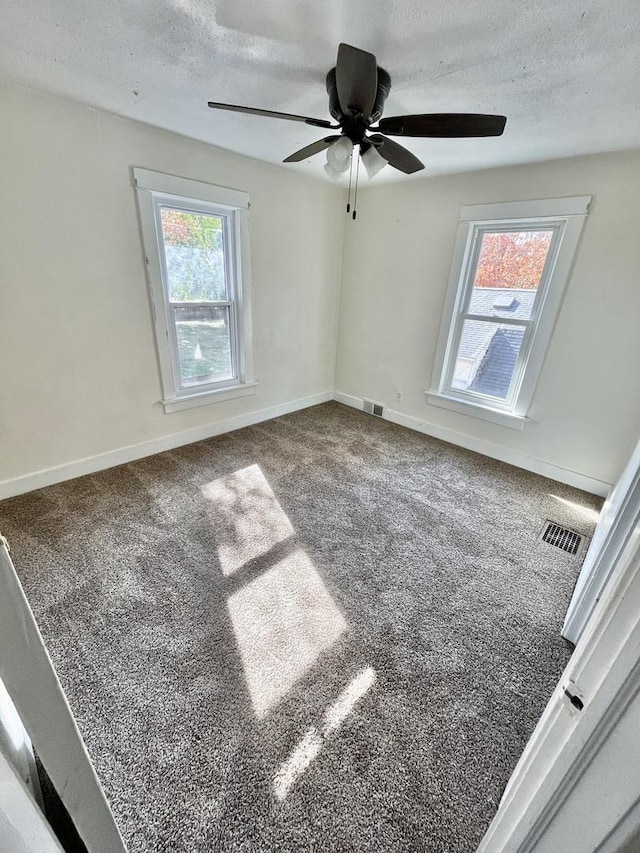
[362, 143, 387, 179]
[208, 43, 506, 186]
[326, 136, 353, 172]
[324, 162, 344, 181]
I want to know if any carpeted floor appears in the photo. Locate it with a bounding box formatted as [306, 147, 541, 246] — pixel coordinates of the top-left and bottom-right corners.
[0, 402, 602, 852]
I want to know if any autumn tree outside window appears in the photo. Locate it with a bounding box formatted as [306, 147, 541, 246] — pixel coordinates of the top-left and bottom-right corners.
[428, 197, 591, 430]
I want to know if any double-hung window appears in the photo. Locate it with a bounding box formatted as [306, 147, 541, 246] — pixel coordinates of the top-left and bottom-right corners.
[134, 168, 255, 413]
[428, 197, 590, 430]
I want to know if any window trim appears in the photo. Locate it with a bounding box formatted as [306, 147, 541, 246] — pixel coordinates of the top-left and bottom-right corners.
[428, 197, 590, 429]
[134, 168, 255, 413]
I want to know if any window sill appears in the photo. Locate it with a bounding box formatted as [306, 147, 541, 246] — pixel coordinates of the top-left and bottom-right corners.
[163, 381, 258, 414]
[425, 392, 527, 431]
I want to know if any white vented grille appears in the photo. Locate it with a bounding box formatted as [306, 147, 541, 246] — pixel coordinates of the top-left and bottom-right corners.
[362, 399, 384, 417]
[540, 521, 585, 557]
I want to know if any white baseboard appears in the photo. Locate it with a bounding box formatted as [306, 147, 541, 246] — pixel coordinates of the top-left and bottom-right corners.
[333, 391, 365, 409]
[1, 389, 612, 502]
[0, 391, 333, 501]
[334, 391, 611, 498]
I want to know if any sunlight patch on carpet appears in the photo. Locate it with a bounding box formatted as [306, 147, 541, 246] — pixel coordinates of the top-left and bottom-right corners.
[549, 494, 601, 525]
[273, 666, 377, 801]
[323, 666, 377, 734]
[227, 550, 347, 717]
[202, 464, 294, 576]
[273, 727, 323, 801]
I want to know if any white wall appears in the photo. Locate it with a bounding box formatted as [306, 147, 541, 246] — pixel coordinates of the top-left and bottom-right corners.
[0, 80, 343, 489]
[335, 150, 640, 491]
[2, 77, 639, 496]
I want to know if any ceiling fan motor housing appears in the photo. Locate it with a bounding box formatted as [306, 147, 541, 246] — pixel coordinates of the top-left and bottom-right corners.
[325, 66, 391, 143]
[208, 43, 506, 175]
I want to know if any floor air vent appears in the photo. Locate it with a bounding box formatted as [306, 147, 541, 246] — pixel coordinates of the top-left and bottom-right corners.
[539, 521, 585, 557]
[363, 399, 384, 417]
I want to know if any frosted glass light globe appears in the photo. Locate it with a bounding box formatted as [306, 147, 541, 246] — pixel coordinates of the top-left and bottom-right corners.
[324, 163, 343, 180]
[326, 137, 353, 172]
[362, 144, 388, 179]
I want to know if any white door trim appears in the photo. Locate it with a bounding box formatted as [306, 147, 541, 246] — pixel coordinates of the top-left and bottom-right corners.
[0, 537, 127, 853]
[478, 515, 640, 851]
[0, 676, 43, 807]
[562, 437, 640, 644]
[0, 742, 64, 853]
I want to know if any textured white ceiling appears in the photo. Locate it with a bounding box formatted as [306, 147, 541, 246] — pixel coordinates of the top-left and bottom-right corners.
[2, 0, 639, 182]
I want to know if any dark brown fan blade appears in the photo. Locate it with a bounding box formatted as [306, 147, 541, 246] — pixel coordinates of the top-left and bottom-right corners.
[283, 136, 342, 162]
[207, 101, 335, 129]
[335, 43, 377, 119]
[376, 113, 507, 138]
[368, 134, 425, 174]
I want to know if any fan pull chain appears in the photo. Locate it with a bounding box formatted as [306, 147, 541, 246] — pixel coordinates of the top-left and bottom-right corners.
[352, 149, 361, 220]
[346, 150, 354, 213]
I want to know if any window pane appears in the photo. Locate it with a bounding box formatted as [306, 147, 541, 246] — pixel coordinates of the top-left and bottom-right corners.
[174, 305, 233, 386]
[451, 319, 527, 401]
[468, 230, 554, 320]
[160, 208, 227, 302]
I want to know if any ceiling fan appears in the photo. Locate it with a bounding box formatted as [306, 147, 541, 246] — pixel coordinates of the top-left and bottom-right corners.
[208, 43, 506, 214]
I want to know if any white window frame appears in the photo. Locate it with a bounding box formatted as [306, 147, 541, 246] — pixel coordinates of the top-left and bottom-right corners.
[427, 196, 590, 430]
[134, 168, 256, 414]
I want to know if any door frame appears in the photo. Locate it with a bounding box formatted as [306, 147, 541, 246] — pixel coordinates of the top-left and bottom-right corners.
[562, 437, 640, 644]
[0, 536, 127, 853]
[477, 508, 640, 851]
[0, 741, 64, 853]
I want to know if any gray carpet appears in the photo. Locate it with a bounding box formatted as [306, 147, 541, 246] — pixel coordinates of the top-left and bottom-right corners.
[0, 402, 602, 852]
